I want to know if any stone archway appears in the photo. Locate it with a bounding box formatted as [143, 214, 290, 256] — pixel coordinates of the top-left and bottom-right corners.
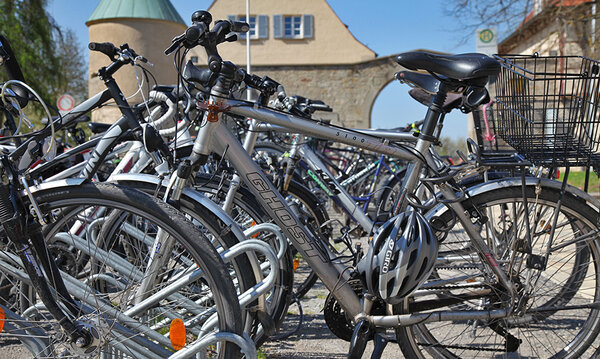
[251, 54, 402, 129]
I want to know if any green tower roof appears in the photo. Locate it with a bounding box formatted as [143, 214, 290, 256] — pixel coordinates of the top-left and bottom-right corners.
[87, 0, 185, 25]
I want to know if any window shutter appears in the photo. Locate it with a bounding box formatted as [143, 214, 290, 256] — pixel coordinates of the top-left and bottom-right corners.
[273, 14, 283, 38]
[258, 15, 268, 39]
[303, 14, 313, 39]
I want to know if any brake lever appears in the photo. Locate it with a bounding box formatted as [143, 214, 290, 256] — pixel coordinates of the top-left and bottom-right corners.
[165, 34, 184, 55]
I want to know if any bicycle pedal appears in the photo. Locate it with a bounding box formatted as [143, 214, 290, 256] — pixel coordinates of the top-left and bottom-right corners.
[348, 319, 372, 359]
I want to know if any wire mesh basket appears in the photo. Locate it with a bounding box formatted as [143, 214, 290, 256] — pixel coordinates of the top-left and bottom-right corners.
[492, 54, 600, 171]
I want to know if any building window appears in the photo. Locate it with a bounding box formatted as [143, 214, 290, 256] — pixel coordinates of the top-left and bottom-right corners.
[228, 15, 268, 40]
[274, 14, 313, 39]
[190, 56, 198, 64]
[284, 16, 302, 38]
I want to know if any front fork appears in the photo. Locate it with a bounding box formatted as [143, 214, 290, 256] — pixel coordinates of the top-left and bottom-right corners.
[0, 161, 86, 344]
[137, 95, 235, 301]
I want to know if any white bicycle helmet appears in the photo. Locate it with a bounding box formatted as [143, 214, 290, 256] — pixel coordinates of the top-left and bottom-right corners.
[357, 210, 438, 304]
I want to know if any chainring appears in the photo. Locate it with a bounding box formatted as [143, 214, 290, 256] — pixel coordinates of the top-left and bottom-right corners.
[323, 279, 386, 341]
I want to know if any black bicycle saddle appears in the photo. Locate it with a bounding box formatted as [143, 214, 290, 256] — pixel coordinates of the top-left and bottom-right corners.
[395, 51, 500, 81]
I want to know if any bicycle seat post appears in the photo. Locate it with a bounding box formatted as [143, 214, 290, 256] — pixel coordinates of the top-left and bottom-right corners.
[392, 83, 448, 215]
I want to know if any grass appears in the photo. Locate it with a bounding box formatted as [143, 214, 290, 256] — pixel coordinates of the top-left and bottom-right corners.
[257, 349, 267, 359]
[559, 170, 600, 192]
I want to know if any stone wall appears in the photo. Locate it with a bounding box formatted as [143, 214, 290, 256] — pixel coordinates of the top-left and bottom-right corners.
[249, 54, 402, 129]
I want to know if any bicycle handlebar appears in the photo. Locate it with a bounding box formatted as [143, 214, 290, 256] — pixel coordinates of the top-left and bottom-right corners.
[89, 42, 119, 60]
[165, 10, 249, 73]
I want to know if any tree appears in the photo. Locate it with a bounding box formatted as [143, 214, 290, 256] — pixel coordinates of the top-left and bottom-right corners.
[446, 0, 598, 57]
[0, 0, 87, 114]
[55, 29, 88, 102]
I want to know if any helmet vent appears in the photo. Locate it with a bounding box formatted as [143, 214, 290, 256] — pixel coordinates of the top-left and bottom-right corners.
[416, 257, 429, 280]
[397, 276, 410, 296]
[407, 248, 419, 268]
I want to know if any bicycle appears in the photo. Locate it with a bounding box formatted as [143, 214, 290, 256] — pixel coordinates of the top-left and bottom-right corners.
[163, 11, 600, 358]
[0, 36, 254, 358]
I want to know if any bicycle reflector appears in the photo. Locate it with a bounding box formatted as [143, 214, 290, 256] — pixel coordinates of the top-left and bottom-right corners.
[170, 318, 186, 351]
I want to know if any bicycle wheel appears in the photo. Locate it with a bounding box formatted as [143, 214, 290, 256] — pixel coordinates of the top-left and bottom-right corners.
[396, 184, 600, 358]
[113, 174, 293, 345]
[282, 179, 331, 299]
[2, 183, 242, 358]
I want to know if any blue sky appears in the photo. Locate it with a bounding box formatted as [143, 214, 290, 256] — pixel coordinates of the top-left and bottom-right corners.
[47, 0, 483, 139]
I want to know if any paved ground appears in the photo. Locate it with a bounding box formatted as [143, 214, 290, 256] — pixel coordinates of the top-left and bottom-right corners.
[260, 276, 402, 359]
[0, 340, 32, 359]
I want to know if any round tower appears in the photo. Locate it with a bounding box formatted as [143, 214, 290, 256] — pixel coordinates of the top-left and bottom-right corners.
[86, 0, 186, 123]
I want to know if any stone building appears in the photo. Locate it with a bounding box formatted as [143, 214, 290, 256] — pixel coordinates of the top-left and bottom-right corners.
[86, 0, 186, 122]
[87, 0, 406, 127]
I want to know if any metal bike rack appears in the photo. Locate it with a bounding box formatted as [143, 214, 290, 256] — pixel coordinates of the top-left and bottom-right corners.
[0, 221, 283, 358]
[169, 332, 257, 359]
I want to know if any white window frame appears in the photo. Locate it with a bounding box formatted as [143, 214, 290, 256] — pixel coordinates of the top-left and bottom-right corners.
[283, 15, 303, 39]
[274, 14, 313, 40]
[229, 14, 268, 40]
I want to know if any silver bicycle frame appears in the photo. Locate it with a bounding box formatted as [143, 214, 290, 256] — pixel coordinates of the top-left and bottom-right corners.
[196, 96, 516, 321]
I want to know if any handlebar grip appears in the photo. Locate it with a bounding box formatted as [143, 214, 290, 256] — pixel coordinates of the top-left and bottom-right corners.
[229, 21, 250, 33]
[89, 42, 119, 59]
[184, 23, 207, 46]
[310, 103, 333, 112]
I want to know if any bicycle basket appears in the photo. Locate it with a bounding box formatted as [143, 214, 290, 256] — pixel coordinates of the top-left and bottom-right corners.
[493, 54, 600, 171]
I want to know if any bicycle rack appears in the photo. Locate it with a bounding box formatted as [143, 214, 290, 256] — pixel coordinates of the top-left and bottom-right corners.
[199, 236, 282, 333]
[169, 332, 256, 359]
[0, 222, 282, 359]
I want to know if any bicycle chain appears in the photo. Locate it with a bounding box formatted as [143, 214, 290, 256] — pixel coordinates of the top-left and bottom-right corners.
[423, 265, 488, 291]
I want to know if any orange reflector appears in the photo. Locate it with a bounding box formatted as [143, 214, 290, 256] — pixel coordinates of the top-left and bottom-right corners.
[293, 258, 300, 271]
[0, 307, 4, 334]
[466, 278, 475, 283]
[170, 318, 186, 351]
[250, 221, 260, 238]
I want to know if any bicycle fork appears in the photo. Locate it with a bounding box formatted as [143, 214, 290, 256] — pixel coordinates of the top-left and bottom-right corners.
[0, 159, 89, 346]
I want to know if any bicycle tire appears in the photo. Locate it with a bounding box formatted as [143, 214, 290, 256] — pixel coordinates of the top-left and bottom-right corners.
[282, 179, 331, 299]
[3, 183, 242, 358]
[396, 184, 600, 358]
[113, 174, 293, 346]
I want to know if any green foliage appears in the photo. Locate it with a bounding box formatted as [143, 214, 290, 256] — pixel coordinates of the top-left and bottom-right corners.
[0, 0, 87, 118]
[436, 136, 468, 163]
[561, 170, 600, 192]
